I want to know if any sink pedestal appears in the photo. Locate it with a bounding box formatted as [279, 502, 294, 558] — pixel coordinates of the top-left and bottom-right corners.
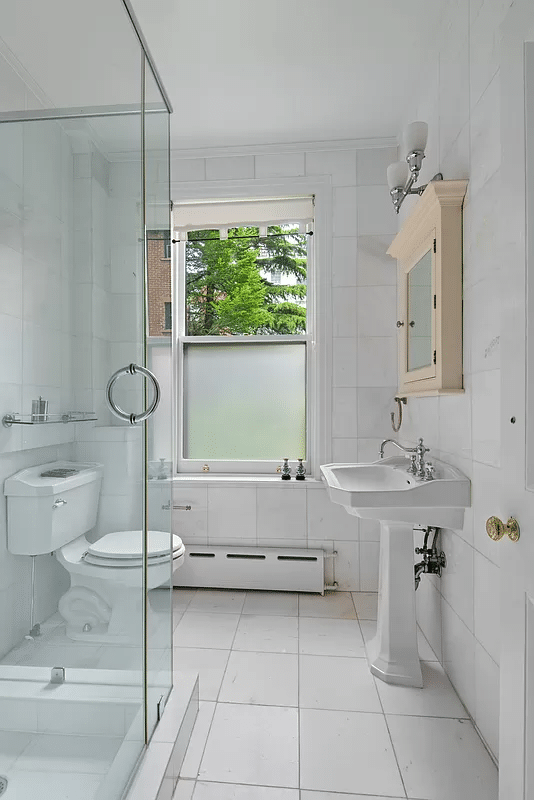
[367, 521, 423, 688]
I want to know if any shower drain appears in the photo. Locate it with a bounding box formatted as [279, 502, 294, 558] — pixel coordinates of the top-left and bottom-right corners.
[0, 776, 7, 796]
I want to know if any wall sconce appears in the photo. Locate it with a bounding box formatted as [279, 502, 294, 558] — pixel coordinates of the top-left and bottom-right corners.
[387, 121, 443, 214]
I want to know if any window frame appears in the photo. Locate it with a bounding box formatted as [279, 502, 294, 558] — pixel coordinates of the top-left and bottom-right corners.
[170, 176, 332, 479]
[175, 225, 314, 474]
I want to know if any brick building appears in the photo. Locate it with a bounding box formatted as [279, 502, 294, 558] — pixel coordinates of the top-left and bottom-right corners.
[147, 231, 172, 336]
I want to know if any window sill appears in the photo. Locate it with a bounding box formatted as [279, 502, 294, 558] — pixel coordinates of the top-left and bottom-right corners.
[149, 475, 324, 488]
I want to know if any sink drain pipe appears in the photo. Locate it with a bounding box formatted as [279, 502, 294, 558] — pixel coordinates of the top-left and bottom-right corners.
[414, 526, 446, 590]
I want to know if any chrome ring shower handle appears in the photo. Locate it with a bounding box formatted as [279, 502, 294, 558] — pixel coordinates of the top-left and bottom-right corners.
[106, 364, 161, 425]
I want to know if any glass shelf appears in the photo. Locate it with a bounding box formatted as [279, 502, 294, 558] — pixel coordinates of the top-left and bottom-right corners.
[2, 412, 97, 428]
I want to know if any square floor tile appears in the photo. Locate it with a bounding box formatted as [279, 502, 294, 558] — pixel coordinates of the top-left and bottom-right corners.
[180, 702, 217, 779]
[173, 589, 198, 609]
[387, 714, 498, 800]
[299, 654, 381, 712]
[242, 591, 298, 616]
[173, 780, 195, 799]
[351, 592, 378, 620]
[219, 651, 298, 706]
[232, 615, 298, 653]
[193, 782, 299, 799]
[299, 617, 365, 657]
[188, 590, 246, 615]
[300, 708, 405, 796]
[173, 648, 230, 701]
[375, 661, 469, 718]
[299, 592, 356, 619]
[174, 613, 240, 650]
[198, 703, 298, 788]
[301, 794, 406, 800]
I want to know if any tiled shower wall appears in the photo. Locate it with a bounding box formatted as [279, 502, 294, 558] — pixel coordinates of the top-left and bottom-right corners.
[396, 0, 514, 762]
[169, 145, 400, 591]
[0, 57, 77, 657]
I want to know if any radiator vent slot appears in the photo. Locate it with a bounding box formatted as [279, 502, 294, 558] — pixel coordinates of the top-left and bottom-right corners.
[175, 545, 325, 593]
[226, 553, 266, 560]
[188, 552, 215, 558]
[277, 555, 318, 562]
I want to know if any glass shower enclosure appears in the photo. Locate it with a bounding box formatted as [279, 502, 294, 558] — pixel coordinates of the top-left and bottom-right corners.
[0, 1, 174, 797]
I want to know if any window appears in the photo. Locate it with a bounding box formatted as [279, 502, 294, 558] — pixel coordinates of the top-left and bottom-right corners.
[164, 240, 172, 259]
[164, 302, 172, 331]
[174, 196, 314, 474]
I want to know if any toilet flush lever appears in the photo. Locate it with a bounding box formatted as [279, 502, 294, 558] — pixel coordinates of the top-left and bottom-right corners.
[52, 498, 67, 509]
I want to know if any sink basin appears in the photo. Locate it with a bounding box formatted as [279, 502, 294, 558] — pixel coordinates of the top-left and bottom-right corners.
[320, 454, 471, 689]
[320, 456, 470, 529]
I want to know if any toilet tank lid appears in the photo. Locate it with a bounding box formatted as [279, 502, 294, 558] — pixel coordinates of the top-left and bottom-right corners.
[4, 461, 103, 497]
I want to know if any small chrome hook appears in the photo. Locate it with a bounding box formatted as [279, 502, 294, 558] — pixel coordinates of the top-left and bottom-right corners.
[390, 396, 407, 433]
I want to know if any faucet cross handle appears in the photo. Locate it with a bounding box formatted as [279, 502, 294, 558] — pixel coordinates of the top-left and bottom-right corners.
[407, 454, 418, 474]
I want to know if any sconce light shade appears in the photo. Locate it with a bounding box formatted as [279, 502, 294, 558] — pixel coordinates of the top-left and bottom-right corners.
[403, 121, 428, 153]
[387, 161, 410, 189]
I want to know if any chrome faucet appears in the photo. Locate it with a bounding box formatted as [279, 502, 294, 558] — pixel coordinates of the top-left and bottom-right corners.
[379, 437, 430, 478]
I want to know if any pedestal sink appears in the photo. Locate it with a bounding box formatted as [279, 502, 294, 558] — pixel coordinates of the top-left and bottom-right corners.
[320, 456, 470, 687]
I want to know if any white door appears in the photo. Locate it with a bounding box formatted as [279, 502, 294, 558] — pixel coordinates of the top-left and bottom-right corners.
[500, 4, 534, 798]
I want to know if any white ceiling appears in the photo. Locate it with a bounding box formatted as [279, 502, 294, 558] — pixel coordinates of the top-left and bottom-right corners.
[0, 0, 444, 153]
[131, 0, 445, 151]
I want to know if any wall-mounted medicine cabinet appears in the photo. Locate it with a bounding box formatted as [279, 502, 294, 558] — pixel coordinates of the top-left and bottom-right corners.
[387, 179, 468, 397]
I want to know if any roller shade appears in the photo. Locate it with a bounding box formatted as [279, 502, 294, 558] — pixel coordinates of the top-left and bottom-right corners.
[173, 196, 314, 235]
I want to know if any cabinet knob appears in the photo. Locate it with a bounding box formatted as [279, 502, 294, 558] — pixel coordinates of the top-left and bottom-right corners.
[396, 320, 404, 327]
[486, 516, 520, 542]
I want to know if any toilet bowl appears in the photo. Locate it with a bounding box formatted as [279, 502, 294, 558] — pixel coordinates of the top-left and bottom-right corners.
[56, 530, 185, 643]
[4, 461, 185, 645]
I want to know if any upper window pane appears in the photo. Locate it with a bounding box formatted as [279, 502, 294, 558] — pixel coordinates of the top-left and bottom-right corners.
[185, 226, 307, 335]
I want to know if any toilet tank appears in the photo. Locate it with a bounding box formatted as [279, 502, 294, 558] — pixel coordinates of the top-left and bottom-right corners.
[4, 461, 103, 555]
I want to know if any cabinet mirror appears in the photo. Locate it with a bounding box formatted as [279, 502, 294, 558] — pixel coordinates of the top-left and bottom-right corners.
[407, 248, 433, 372]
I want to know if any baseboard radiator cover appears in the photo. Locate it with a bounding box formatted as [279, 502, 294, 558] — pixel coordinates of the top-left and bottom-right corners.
[174, 545, 326, 594]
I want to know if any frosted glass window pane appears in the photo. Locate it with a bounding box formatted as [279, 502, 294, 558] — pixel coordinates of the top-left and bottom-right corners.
[184, 343, 306, 460]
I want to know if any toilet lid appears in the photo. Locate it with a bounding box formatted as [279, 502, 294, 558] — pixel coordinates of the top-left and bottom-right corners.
[85, 530, 184, 566]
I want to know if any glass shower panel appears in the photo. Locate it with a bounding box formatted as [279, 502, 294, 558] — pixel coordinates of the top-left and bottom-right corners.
[0, 105, 147, 797]
[144, 62, 173, 740]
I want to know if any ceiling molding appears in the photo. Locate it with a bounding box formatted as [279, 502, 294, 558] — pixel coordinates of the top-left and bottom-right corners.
[168, 136, 399, 161]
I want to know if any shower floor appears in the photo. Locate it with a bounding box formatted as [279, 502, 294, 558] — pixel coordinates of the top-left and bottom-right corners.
[0, 588, 174, 800]
[0, 729, 123, 800]
[0, 670, 144, 800]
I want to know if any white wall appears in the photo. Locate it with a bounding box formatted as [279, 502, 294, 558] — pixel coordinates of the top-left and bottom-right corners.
[396, 0, 514, 762]
[169, 145, 399, 591]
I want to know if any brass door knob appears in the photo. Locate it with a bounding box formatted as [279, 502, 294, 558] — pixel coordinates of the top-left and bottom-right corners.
[486, 516, 520, 542]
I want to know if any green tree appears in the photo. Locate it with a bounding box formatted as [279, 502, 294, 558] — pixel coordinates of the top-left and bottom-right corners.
[185, 226, 307, 335]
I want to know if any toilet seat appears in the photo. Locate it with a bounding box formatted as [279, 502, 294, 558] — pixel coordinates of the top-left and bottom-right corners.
[83, 530, 184, 568]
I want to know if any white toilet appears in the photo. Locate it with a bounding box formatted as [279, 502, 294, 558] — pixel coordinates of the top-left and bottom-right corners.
[4, 460, 185, 644]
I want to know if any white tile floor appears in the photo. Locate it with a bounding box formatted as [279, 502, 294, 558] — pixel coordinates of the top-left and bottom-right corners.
[173, 588, 498, 800]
